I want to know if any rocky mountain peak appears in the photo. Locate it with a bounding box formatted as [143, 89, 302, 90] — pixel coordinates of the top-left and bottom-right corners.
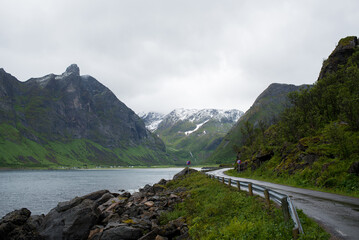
[318, 36, 358, 80]
[65, 64, 80, 76]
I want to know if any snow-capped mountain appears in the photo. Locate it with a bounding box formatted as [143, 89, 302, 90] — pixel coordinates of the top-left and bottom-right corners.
[138, 112, 165, 132]
[140, 108, 243, 133]
[139, 108, 243, 164]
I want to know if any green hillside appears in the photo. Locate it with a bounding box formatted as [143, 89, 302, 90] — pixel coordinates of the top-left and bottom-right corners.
[228, 36, 359, 196]
[158, 118, 234, 164]
[0, 65, 172, 168]
[0, 123, 171, 168]
[208, 83, 306, 164]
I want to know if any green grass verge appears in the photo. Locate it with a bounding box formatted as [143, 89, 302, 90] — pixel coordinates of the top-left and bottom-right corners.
[225, 169, 359, 198]
[160, 172, 329, 239]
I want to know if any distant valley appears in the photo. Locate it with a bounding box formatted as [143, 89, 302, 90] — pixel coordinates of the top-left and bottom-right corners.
[139, 108, 243, 163]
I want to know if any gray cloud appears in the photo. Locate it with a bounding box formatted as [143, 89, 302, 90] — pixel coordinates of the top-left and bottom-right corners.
[0, 0, 358, 114]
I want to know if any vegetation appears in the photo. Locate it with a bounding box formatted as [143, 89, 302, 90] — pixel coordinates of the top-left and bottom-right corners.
[208, 83, 305, 164]
[157, 119, 235, 164]
[160, 172, 329, 239]
[230, 38, 359, 196]
[0, 123, 172, 168]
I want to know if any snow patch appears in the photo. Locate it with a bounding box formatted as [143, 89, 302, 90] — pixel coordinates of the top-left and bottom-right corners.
[185, 119, 209, 136]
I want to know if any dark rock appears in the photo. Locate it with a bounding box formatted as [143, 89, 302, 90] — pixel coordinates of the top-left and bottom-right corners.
[55, 196, 83, 212]
[28, 214, 45, 229]
[318, 36, 358, 80]
[95, 192, 114, 206]
[100, 225, 143, 240]
[83, 190, 110, 201]
[140, 184, 153, 193]
[0, 208, 43, 240]
[121, 192, 132, 198]
[173, 168, 198, 180]
[157, 179, 167, 185]
[65, 64, 80, 76]
[39, 199, 100, 240]
[1, 208, 31, 225]
[138, 228, 159, 240]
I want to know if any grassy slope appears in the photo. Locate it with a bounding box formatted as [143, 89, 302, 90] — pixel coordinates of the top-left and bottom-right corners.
[161, 172, 329, 239]
[225, 128, 359, 198]
[0, 123, 171, 168]
[223, 38, 359, 197]
[208, 84, 304, 165]
[157, 119, 234, 164]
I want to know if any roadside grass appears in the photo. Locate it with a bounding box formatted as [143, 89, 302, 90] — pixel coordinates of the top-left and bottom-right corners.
[161, 172, 329, 240]
[226, 169, 359, 198]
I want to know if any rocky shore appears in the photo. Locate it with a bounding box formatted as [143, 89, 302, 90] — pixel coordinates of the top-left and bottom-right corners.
[0, 168, 196, 240]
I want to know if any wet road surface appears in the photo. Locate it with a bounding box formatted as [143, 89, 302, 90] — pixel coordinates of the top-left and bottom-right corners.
[208, 168, 359, 240]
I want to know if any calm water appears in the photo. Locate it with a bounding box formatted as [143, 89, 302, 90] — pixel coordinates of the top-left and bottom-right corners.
[0, 168, 182, 218]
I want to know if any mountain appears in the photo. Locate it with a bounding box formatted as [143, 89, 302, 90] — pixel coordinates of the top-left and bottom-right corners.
[207, 83, 308, 164]
[137, 112, 165, 132]
[222, 36, 359, 195]
[140, 108, 243, 163]
[0, 64, 171, 168]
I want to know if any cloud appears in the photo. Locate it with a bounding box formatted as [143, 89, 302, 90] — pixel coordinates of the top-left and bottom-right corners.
[0, 0, 358, 114]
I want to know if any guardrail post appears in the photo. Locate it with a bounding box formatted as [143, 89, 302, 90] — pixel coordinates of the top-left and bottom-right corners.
[228, 178, 231, 187]
[236, 180, 241, 191]
[264, 189, 270, 206]
[292, 227, 299, 240]
[248, 183, 253, 196]
[281, 197, 290, 221]
[222, 177, 225, 184]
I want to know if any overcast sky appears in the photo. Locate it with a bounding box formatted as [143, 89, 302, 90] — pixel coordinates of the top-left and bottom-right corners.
[0, 0, 358, 114]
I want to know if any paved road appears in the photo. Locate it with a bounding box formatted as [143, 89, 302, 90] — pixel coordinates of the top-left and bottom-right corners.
[207, 168, 359, 240]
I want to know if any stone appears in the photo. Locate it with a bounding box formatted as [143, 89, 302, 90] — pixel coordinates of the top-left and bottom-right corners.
[1, 208, 31, 225]
[39, 199, 100, 240]
[96, 193, 114, 206]
[173, 168, 198, 180]
[144, 201, 155, 208]
[100, 225, 143, 240]
[0, 208, 43, 240]
[157, 179, 168, 185]
[169, 194, 178, 199]
[65, 64, 80, 76]
[88, 227, 103, 240]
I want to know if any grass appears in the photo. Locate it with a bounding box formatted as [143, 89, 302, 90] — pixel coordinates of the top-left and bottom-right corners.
[0, 123, 174, 169]
[161, 172, 329, 240]
[226, 168, 359, 198]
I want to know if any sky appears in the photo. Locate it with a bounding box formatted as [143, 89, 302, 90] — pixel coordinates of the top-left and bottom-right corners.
[0, 0, 358, 114]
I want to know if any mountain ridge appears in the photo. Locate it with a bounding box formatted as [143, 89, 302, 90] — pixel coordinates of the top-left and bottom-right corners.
[208, 83, 309, 164]
[0, 65, 170, 168]
[140, 108, 243, 163]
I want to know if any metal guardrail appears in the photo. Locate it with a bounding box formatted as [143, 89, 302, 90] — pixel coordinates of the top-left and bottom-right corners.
[206, 174, 303, 239]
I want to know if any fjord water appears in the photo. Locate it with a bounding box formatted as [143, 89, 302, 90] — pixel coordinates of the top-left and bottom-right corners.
[0, 168, 182, 218]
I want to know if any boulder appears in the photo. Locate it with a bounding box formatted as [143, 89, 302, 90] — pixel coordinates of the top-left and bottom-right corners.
[173, 168, 197, 180]
[0, 208, 43, 240]
[39, 198, 101, 240]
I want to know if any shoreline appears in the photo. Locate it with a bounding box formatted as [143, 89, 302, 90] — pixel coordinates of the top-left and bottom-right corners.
[0, 168, 192, 240]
